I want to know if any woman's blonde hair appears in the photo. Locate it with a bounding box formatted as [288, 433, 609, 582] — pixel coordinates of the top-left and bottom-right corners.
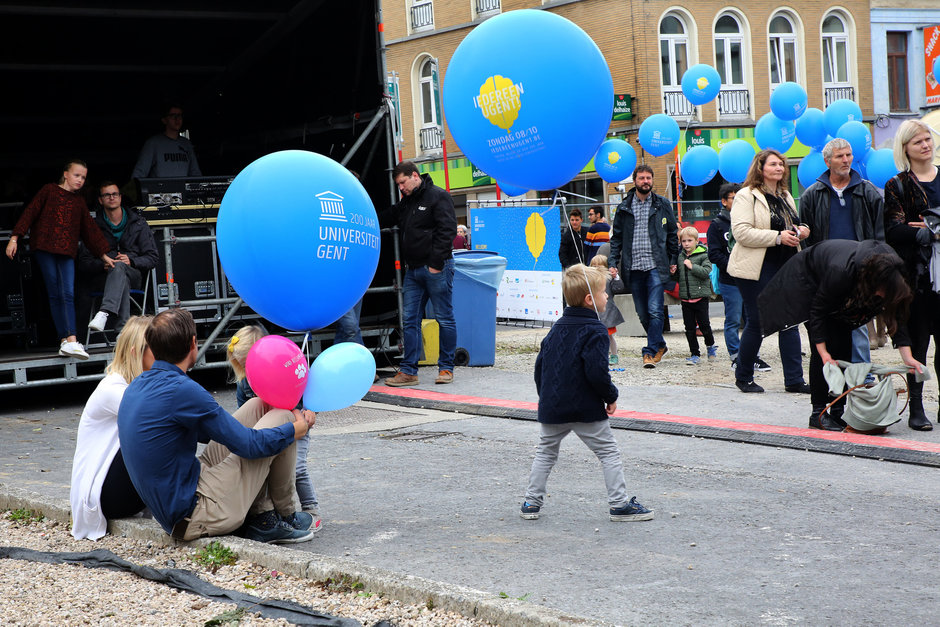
[227, 325, 266, 381]
[893, 119, 934, 173]
[105, 315, 152, 383]
[742, 149, 790, 196]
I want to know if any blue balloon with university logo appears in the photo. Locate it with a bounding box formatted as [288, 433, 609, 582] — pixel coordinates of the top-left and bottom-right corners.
[865, 148, 900, 188]
[795, 108, 827, 150]
[681, 146, 719, 186]
[681, 64, 721, 106]
[638, 114, 681, 157]
[217, 150, 381, 331]
[797, 150, 827, 188]
[442, 10, 613, 191]
[823, 99, 863, 137]
[836, 121, 872, 160]
[594, 139, 637, 183]
[755, 113, 796, 152]
[770, 82, 808, 121]
[717, 139, 756, 184]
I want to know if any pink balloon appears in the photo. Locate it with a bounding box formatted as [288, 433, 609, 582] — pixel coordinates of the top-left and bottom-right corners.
[245, 336, 308, 409]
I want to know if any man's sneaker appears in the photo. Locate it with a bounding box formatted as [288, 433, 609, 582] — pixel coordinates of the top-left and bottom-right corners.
[435, 370, 453, 384]
[642, 354, 655, 369]
[609, 354, 619, 365]
[754, 358, 772, 372]
[707, 345, 718, 361]
[240, 511, 314, 544]
[609, 497, 654, 522]
[520, 501, 541, 520]
[785, 382, 812, 394]
[686, 355, 700, 365]
[384, 372, 419, 387]
[735, 379, 764, 393]
[652, 346, 668, 363]
[88, 311, 109, 332]
[59, 341, 90, 360]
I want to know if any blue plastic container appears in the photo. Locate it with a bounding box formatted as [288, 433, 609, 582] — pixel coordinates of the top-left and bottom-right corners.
[452, 250, 507, 366]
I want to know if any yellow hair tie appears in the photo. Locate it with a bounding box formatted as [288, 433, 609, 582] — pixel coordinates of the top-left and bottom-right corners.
[227, 335, 240, 352]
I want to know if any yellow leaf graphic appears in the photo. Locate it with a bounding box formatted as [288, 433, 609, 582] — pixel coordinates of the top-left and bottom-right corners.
[525, 212, 546, 261]
[478, 75, 522, 133]
[696, 77, 709, 90]
[608, 151, 621, 165]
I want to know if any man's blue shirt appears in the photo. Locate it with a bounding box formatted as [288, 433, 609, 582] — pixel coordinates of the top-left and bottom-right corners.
[117, 360, 294, 533]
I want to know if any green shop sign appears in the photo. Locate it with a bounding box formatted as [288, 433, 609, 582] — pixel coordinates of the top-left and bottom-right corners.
[613, 94, 632, 121]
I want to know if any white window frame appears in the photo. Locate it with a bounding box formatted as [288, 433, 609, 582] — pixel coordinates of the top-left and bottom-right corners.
[659, 9, 696, 118]
[821, 10, 857, 105]
[768, 11, 803, 88]
[714, 13, 746, 89]
[410, 0, 434, 34]
[411, 55, 443, 155]
[471, 0, 500, 21]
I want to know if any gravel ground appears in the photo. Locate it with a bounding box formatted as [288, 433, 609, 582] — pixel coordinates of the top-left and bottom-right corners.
[0, 511, 492, 627]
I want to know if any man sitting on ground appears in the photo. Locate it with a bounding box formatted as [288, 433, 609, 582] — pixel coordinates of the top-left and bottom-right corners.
[118, 308, 317, 544]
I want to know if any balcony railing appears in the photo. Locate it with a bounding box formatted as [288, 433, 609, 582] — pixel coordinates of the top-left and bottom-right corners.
[420, 125, 442, 152]
[824, 85, 855, 106]
[476, 0, 500, 14]
[411, 1, 433, 31]
[717, 89, 750, 116]
[663, 89, 696, 118]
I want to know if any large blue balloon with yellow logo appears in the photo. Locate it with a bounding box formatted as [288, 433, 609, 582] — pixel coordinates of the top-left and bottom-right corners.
[217, 150, 381, 331]
[442, 10, 613, 191]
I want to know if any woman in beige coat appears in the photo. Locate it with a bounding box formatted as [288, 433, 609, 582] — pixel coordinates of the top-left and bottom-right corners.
[727, 149, 811, 393]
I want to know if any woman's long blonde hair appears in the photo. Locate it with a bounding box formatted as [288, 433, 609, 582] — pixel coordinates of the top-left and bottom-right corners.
[742, 149, 790, 196]
[227, 325, 266, 381]
[105, 315, 152, 383]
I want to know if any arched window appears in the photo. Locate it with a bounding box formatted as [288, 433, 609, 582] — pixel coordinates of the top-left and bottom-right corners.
[714, 14, 744, 87]
[769, 13, 799, 86]
[417, 57, 442, 152]
[660, 12, 694, 116]
[822, 14, 848, 85]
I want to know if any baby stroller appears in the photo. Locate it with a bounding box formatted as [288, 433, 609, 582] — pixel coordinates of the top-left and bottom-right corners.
[821, 361, 928, 434]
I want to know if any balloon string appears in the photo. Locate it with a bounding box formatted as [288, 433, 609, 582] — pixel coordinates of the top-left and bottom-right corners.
[301, 332, 310, 365]
[556, 189, 599, 318]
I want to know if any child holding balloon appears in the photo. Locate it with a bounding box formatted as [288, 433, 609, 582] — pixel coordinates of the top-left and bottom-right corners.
[228, 326, 321, 527]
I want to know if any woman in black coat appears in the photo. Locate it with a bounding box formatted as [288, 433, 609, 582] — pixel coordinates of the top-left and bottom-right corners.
[758, 240, 920, 431]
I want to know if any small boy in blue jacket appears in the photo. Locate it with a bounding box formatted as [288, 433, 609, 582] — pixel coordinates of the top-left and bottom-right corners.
[521, 264, 654, 522]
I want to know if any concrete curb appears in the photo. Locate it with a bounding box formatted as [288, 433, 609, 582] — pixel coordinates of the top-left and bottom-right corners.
[0, 484, 603, 627]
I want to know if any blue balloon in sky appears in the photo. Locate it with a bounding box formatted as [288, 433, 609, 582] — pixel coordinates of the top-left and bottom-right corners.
[496, 181, 528, 197]
[823, 99, 863, 137]
[638, 114, 681, 157]
[217, 150, 380, 332]
[442, 10, 613, 191]
[303, 342, 376, 412]
[717, 139, 756, 184]
[836, 121, 872, 160]
[755, 113, 796, 153]
[594, 139, 637, 183]
[865, 148, 900, 188]
[770, 82, 808, 121]
[797, 150, 827, 188]
[681, 64, 721, 106]
[681, 145, 719, 186]
[795, 108, 827, 150]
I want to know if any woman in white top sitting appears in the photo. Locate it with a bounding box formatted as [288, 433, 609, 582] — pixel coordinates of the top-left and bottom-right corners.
[70, 315, 153, 540]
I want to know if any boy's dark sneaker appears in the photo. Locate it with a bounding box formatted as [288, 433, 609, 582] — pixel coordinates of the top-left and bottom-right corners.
[239, 510, 315, 544]
[754, 358, 772, 372]
[610, 497, 654, 522]
[282, 511, 321, 533]
[785, 382, 812, 394]
[520, 501, 541, 520]
[735, 379, 764, 393]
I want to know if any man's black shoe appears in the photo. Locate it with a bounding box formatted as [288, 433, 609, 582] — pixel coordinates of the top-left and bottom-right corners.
[735, 379, 764, 393]
[785, 383, 812, 394]
[809, 410, 844, 431]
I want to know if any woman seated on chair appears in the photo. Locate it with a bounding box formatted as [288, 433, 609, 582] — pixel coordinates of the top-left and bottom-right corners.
[70, 315, 153, 540]
[757, 240, 922, 432]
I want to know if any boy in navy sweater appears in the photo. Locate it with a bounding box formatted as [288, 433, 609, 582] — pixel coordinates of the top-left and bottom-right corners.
[521, 264, 654, 522]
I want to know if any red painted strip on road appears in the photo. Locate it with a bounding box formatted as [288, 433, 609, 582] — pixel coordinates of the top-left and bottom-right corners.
[371, 385, 940, 455]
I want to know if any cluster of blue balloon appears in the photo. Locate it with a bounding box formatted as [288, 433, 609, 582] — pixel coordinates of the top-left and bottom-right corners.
[217, 150, 381, 412]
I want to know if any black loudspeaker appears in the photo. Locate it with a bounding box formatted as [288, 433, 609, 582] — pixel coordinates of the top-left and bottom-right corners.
[150, 224, 222, 323]
[0, 237, 40, 349]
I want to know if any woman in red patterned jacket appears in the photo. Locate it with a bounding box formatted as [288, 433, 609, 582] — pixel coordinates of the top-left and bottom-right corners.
[6, 160, 114, 359]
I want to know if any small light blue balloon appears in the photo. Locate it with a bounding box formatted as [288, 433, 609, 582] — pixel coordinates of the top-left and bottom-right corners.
[681, 145, 719, 186]
[681, 64, 722, 106]
[770, 82, 808, 121]
[823, 99, 863, 137]
[638, 114, 681, 157]
[303, 342, 376, 412]
[594, 139, 638, 183]
[717, 139, 756, 184]
[836, 121, 872, 161]
[755, 113, 796, 153]
[496, 181, 529, 197]
[795, 108, 827, 150]
[797, 150, 828, 188]
[442, 10, 613, 191]
[217, 150, 380, 332]
[866, 148, 900, 188]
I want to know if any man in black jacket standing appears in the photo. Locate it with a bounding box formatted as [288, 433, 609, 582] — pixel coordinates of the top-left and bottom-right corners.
[558, 208, 586, 269]
[383, 161, 458, 387]
[79, 181, 158, 333]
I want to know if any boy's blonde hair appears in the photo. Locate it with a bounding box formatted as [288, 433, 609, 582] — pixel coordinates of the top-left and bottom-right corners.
[678, 226, 699, 241]
[589, 254, 608, 269]
[562, 264, 606, 307]
[105, 315, 152, 383]
[227, 325, 266, 381]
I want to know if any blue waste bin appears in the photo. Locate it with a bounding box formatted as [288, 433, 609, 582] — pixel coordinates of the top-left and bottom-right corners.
[452, 249, 507, 366]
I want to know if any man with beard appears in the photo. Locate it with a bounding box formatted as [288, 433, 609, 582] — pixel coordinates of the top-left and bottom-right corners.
[608, 165, 678, 368]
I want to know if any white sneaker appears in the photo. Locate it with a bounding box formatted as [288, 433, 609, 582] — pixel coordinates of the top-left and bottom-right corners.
[60, 341, 90, 360]
[88, 311, 109, 332]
